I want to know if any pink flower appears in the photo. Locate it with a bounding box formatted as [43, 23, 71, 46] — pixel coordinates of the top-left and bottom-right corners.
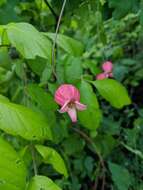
[102, 61, 113, 72]
[54, 84, 87, 122]
[96, 61, 113, 80]
[96, 73, 106, 80]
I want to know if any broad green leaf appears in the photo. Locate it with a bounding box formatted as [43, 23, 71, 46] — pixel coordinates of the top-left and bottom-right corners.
[0, 99, 52, 140]
[0, 94, 9, 102]
[27, 84, 58, 111]
[5, 22, 52, 60]
[40, 64, 52, 82]
[108, 162, 132, 190]
[65, 56, 82, 83]
[93, 79, 131, 108]
[27, 175, 62, 190]
[45, 33, 84, 56]
[0, 137, 27, 190]
[78, 81, 102, 130]
[56, 56, 82, 84]
[35, 145, 68, 177]
[27, 57, 47, 76]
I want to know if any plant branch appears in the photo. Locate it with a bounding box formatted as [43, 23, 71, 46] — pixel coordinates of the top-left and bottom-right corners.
[31, 144, 38, 175]
[71, 127, 106, 190]
[43, 0, 58, 20]
[51, 0, 67, 79]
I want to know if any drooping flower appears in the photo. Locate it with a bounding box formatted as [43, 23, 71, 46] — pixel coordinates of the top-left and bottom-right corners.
[102, 61, 113, 72]
[54, 84, 87, 122]
[96, 61, 113, 80]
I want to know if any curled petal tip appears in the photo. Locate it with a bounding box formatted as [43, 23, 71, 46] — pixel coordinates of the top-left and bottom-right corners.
[75, 101, 87, 111]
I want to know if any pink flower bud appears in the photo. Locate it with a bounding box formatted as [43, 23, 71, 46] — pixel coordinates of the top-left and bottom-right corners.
[96, 61, 113, 80]
[54, 84, 86, 122]
[102, 61, 113, 72]
[96, 73, 106, 80]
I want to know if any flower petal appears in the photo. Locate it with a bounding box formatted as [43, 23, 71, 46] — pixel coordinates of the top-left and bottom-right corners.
[75, 101, 87, 111]
[102, 61, 113, 72]
[59, 100, 70, 113]
[67, 107, 77, 122]
[96, 73, 106, 80]
[109, 72, 113, 77]
[54, 84, 80, 106]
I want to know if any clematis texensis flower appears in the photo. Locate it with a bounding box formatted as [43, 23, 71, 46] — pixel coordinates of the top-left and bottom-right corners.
[96, 61, 113, 80]
[54, 84, 87, 122]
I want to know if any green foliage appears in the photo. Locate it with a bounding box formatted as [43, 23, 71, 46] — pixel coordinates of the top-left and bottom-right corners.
[93, 79, 131, 108]
[0, 137, 27, 190]
[56, 56, 83, 84]
[0, 0, 142, 189]
[78, 80, 102, 130]
[62, 134, 85, 155]
[0, 98, 52, 140]
[27, 175, 62, 190]
[27, 84, 58, 112]
[108, 0, 140, 19]
[46, 33, 84, 56]
[35, 145, 68, 177]
[0, 0, 20, 24]
[108, 162, 132, 190]
[5, 22, 52, 60]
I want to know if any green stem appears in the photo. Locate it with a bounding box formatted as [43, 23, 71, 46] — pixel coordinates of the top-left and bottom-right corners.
[44, 0, 58, 20]
[31, 144, 38, 176]
[51, 0, 67, 79]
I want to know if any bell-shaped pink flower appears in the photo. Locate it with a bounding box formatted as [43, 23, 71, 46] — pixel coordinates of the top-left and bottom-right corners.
[102, 61, 113, 72]
[54, 84, 87, 122]
[96, 61, 113, 80]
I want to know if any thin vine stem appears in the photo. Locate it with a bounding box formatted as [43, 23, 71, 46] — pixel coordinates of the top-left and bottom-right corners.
[51, 0, 67, 78]
[44, 0, 58, 20]
[30, 144, 38, 175]
[71, 127, 106, 190]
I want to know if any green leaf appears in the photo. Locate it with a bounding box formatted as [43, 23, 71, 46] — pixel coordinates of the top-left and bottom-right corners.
[108, 162, 132, 190]
[35, 145, 68, 177]
[93, 79, 131, 108]
[0, 99, 52, 140]
[27, 175, 62, 190]
[45, 33, 84, 56]
[64, 56, 82, 83]
[78, 81, 102, 130]
[0, 137, 27, 190]
[27, 57, 47, 76]
[63, 135, 85, 156]
[100, 0, 106, 5]
[0, 94, 9, 102]
[0, 0, 20, 24]
[121, 142, 143, 159]
[56, 55, 83, 84]
[5, 22, 52, 60]
[108, 0, 139, 19]
[27, 84, 58, 111]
